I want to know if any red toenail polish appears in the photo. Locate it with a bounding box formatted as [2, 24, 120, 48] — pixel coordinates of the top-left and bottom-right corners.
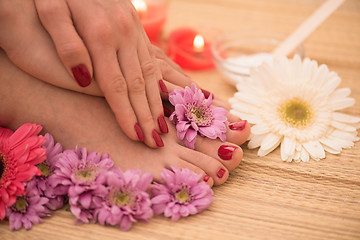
[152, 129, 164, 147]
[134, 123, 145, 142]
[201, 89, 214, 99]
[218, 145, 238, 160]
[229, 120, 247, 131]
[217, 168, 226, 178]
[159, 79, 168, 94]
[71, 64, 91, 87]
[203, 175, 210, 182]
[158, 115, 168, 133]
[163, 106, 172, 117]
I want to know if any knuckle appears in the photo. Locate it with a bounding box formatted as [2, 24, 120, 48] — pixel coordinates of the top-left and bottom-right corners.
[141, 61, 156, 77]
[36, 2, 60, 19]
[157, 59, 171, 76]
[109, 76, 127, 94]
[128, 76, 145, 93]
[89, 19, 113, 45]
[57, 41, 85, 60]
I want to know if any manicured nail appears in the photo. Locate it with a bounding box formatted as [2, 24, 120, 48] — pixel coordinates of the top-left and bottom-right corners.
[201, 88, 214, 99]
[229, 120, 247, 131]
[218, 145, 238, 160]
[157, 115, 168, 133]
[71, 64, 91, 87]
[163, 106, 172, 117]
[134, 123, 145, 142]
[152, 129, 164, 147]
[217, 168, 226, 178]
[203, 175, 210, 182]
[159, 79, 168, 93]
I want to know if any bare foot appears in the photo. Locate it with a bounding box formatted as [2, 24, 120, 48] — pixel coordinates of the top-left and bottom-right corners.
[0, 50, 250, 186]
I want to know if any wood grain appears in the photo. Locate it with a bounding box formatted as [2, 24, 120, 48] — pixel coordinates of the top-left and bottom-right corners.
[1, 0, 359, 239]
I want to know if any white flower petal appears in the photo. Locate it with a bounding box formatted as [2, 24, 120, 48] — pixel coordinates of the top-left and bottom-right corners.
[300, 147, 310, 162]
[332, 112, 360, 124]
[302, 140, 325, 160]
[248, 134, 266, 149]
[323, 145, 341, 154]
[331, 121, 357, 132]
[280, 137, 296, 161]
[259, 133, 282, 152]
[331, 97, 355, 111]
[251, 123, 271, 135]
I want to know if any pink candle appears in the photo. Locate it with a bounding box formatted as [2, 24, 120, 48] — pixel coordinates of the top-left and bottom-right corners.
[132, 0, 167, 44]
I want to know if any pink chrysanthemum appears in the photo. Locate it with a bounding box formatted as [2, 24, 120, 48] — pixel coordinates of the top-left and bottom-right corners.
[32, 133, 65, 210]
[151, 166, 214, 221]
[6, 178, 50, 231]
[93, 169, 153, 231]
[169, 83, 227, 149]
[0, 123, 46, 220]
[48, 147, 114, 223]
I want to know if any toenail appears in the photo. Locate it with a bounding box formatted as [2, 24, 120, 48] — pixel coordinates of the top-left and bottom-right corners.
[218, 145, 238, 160]
[229, 120, 247, 131]
[200, 88, 214, 99]
[203, 175, 210, 182]
[157, 115, 169, 133]
[134, 123, 145, 142]
[217, 168, 226, 178]
[152, 129, 164, 147]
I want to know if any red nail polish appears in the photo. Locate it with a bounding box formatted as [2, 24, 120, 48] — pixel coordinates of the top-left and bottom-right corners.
[157, 115, 168, 133]
[134, 123, 145, 142]
[71, 64, 91, 87]
[152, 129, 164, 147]
[217, 168, 226, 178]
[229, 120, 247, 131]
[218, 145, 238, 160]
[163, 106, 172, 117]
[200, 88, 214, 99]
[159, 79, 168, 94]
[203, 175, 210, 182]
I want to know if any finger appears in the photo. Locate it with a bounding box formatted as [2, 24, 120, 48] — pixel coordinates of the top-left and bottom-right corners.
[152, 44, 184, 74]
[35, 0, 93, 87]
[117, 43, 163, 148]
[137, 34, 169, 135]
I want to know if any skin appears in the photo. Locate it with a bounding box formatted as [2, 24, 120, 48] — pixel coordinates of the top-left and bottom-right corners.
[0, 49, 251, 187]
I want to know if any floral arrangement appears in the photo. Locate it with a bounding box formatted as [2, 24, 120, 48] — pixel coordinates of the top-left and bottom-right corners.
[169, 83, 228, 149]
[230, 55, 360, 162]
[0, 124, 214, 231]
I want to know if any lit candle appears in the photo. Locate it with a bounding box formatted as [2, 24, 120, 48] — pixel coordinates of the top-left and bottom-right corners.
[167, 28, 214, 70]
[132, 0, 167, 44]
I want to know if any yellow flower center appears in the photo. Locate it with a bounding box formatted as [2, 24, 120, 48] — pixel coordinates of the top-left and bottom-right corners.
[108, 188, 133, 207]
[75, 166, 97, 182]
[279, 97, 313, 127]
[12, 196, 29, 213]
[185, 103, 214, 126]
[174, 188, 191, 205]
[37, 161, 52, 177]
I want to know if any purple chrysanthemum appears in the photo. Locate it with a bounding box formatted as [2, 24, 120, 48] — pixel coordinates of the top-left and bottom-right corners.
[48, 147, 115, 223]
[151, 166, 214, 221]
[6, 178, 50, 231]
[93, 169, 153, 231]
[33, 133, 65, 210]
[169, 83, 227, 149]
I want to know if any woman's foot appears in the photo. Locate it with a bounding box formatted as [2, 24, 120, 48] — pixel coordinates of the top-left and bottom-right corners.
[0, 50, 250, 186]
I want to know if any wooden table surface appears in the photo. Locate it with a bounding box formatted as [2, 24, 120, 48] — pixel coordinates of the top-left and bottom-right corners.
[1, 0, 359, 239]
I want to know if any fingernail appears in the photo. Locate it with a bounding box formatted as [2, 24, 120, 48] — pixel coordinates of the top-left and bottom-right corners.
[163, 106, 172, 117]
[134, 123, 145, 142]
[71, 64, 91, 87]
[203, 175, 210, 182]
[229, 120, 247, 131]
[217, 168, 226, 178]
[152, 129, 164, 147]
[218, 145, 238, 160]
[159, 79, 168, 94]
[201, 88, 214, 99]
[157, 115, 168, 133]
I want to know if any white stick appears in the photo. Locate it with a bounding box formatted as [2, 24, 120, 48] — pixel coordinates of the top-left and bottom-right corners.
[272, 0, 345, 58]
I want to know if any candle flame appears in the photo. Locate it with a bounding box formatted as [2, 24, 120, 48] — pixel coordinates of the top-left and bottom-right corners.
[132, 0, 148, 13]
[193, 34, 205, 52]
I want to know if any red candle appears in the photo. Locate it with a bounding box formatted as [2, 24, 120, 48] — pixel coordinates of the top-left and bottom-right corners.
[132, 0, 167, 44]
[167, 28, 214, 70]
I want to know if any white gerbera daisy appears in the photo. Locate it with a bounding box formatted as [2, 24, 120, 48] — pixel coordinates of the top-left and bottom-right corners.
[229, 55, 360, 162]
